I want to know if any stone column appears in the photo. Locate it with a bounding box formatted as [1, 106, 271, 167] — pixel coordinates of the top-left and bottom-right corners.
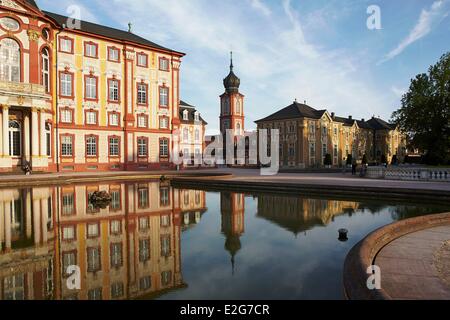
[33, 198, 41, 246]
[31, 108, 39, 167]
[4, 201, 11, 250]
[2, 105, 9, 156]
[24, 113, 31, 162]
[40, 111, 46, 157]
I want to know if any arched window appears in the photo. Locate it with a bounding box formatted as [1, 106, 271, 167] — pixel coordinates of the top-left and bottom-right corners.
[41, 48, 50, 92]
[236, 99, 241, 114]
[0, 38, 20, 82]
[236, 122, 241, 134]
[9, 120, 21, 156]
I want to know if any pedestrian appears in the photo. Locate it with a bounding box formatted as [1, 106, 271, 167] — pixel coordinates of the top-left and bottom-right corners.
[351, 160, 357, 176]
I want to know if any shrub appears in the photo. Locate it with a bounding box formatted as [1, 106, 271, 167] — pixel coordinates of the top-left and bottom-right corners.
[324, 153, 332, 166]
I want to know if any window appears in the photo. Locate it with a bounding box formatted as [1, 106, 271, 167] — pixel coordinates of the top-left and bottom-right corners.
[288, 143, 295, 157]
[41, 48, 50, 92]
[309, 142, 315, 158]
[183, 110, 188, 120]
[108, 79, 119, 102]
[86, 136, 97, 157]
[159, 87, 169, 107]
[139, 276, 151, 291]
[87, 247, 101, 272]
[195, 129, 200, 142]
[60, 72, 73, 97]
[322, 143, 327, 156]
[137, 115, 147, 128]
[334, 127, 338, 136]
[85, 76, 97, 100]
[61, 135, 73, 156]
[183, 192, 189, 205]
[110, 220, 121, 234]
[42, 28, 50, 40]
[60, 108, 72, 124]
[111, 283, 124, 299]
[3, 274, 25, 300]
[159, 117, 169, 129]
[62, 192, 74, 215]
[87, 288, 102, 300]
[45, 123, 51, 156]
[137, 137, 148, 157]
[183, 128, 189, 142]
[109, 112, 119, 126]
[62, 252, 76, 277]
[159, 138, 169, 157]
[159, 57, 169, 71]
[194, 112, 199, 122]
[85, 110, 97, 125]
[138, 189, 149, 209]
[137, 53, 148, 67]
[84, 42, 97, 58]
[87, 223, 99, 238]
[8, 120, 21, 157]
[161, 235, 171, 257]
[161, 271, 172, 286]
[137, 83, 147, 105]
[161, 214, 170, 226]
[236, 100, 241, 114]
[62, 226, 75, 241]
[109, 137, 120, 157]
[110, 243, 123, 268]
[334, 144, 338, 157]
[108, 47, 119, 62]
[139, 239, 150, 262]
[160, 188, 170, 207]
[322, 126, 327, 136]
[59, 37, 73, 53]
[195, 191, 201, 205]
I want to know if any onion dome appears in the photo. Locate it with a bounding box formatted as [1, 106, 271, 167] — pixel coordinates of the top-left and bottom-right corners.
[223, 51, 240, 93]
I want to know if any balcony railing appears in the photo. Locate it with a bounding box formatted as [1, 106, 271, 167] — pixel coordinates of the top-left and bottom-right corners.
[0, 80, 47, 96]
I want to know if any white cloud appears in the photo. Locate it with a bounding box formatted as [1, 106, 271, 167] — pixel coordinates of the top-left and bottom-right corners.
[248, 0, 271, 17]
[379, 0, 450, 64]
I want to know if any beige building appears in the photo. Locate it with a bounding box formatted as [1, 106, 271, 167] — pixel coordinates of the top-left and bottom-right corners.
[255, 101, 407, 168]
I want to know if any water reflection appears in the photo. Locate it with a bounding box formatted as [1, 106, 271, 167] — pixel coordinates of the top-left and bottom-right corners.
[0, 182, 206, 300]
[0, 183, 448, 300]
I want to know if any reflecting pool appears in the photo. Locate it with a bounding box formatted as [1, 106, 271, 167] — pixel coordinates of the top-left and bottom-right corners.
[0, 181, 448, 300]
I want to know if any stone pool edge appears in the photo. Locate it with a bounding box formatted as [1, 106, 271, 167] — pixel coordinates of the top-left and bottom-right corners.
[342, 212, 450, 300]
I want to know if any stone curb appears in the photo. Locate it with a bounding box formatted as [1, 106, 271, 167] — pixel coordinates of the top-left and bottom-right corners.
[170, 178, 450, 203]
[343, 212, 450, 300]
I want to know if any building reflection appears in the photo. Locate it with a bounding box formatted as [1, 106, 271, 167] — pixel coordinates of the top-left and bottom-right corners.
[220, 192, 245, 275]
[0, 182, 206, 300]
[256, 195, 359, 235]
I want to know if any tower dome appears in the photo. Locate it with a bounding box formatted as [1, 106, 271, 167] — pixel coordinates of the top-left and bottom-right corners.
[223, 52, 240, 93]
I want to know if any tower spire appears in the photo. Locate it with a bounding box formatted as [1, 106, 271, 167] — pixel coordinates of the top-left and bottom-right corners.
[230, 51, 234, 71]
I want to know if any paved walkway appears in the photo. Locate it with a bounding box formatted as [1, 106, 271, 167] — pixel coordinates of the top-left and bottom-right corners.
[1, 167, 450, 193]
[375, 225, 450, 299]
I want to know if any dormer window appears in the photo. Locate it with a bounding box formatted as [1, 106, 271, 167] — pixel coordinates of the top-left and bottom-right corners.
[194, 112, 199, 122]
[183, 110, 188, 121]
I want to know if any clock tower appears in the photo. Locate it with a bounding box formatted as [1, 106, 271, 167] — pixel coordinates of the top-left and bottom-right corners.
[220, 52, 245, 136]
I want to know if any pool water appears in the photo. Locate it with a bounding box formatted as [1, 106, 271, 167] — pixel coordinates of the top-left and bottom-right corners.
[0, 181, 448, 300]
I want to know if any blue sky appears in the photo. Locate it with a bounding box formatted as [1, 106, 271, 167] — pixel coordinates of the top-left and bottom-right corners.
[36, 0, 450, 133]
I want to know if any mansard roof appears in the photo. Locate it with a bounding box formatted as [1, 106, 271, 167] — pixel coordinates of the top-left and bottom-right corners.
[255, 101, 326, 122]
[179, 100, 208, 125]
[366, 117, 396, 130]
[44, 11, 184, 56]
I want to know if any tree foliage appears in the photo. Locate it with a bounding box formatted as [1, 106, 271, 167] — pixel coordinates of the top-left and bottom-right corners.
[391, 52, 450, 165]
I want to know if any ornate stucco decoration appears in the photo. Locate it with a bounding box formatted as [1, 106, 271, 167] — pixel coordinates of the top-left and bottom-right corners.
[27, 29, 41, 42]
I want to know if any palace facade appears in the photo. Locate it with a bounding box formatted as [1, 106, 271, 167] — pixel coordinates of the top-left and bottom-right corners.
[255, 101, 407, 168]
[0, 0, 205, 173]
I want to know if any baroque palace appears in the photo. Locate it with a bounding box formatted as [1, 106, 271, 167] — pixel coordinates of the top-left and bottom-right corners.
[256, 101, 407, 168]
[0, 0, 207, 172]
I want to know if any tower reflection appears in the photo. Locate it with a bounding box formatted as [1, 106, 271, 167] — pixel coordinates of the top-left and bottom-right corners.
[0, 182, 206, 300]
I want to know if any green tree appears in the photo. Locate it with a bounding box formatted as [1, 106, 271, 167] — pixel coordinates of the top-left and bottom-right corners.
[391, 52, 450, 165]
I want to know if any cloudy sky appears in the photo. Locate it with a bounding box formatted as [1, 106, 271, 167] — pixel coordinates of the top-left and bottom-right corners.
[36, 0, 450, 133]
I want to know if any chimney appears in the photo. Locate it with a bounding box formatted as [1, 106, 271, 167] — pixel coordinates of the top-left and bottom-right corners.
[348, 115, 352, 120]
[128, 22, 133, 33]
[361, 118, 365, 122]
[331, 112, 335, 119]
